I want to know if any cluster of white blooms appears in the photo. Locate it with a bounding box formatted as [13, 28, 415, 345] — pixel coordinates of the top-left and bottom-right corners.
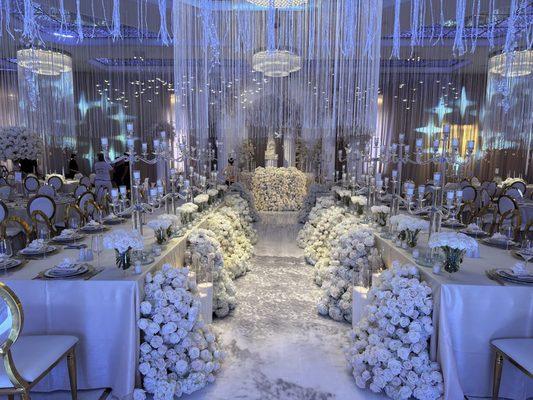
[298, 184, 331, 223]
[296, 197, 336, 249]
[157, 214, 181, 235]
[134, 265, 224, 400]
[303, 206, 348, 264]
[389, 215, 429, 233]
[317, 227, 381, 323]
[205, 208, 253, 279]
[224, 194, 258, 244]
[193, 194, 209, 205]
[428, 231, 476, 251]
[347, 262, 443, 400]
[0, 126, 43, 161]
[186, 229, 237, 318]
[252, 167, 307, 211]
[228, 182, 260, 222]
[179, 203, 199, 224]
[103, 229, 144, 253]
[147, 218, 173, 232]
[351, 196, 367, 207]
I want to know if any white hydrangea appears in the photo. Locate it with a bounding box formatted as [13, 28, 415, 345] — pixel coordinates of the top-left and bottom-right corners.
[252, 167, 307, 211]
[296, 197, 336, 249]
[186, 229, 237, 318]
[347, 262, 444, 400]
[136, 264, 224, 399]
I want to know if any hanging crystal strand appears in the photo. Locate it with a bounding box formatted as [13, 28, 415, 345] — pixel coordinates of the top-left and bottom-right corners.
[488, 0, 496, 49]
[58, 0, 66, 35]
[470, 0, 481, 52]
[429, 0, 435, 43]
[391, 0, 401, 59]
[453, 0, 466, 56]
[111, 0, 121, 41]
[0, 0, 5, 38]
[410, 0, 420, 54]
[435, 0, 445, 45]
[504, 0, 518, 80]
[76, 0, 84, 42]
[22, 0, 38, 42]
[158, 0, 170, 46]
[91, 0, 96, 38]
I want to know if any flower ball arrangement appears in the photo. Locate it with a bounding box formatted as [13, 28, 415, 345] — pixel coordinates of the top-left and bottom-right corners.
[186, 229, 237, 318]
[347, 262, 444, 400]
[0, 126, 43, 161]
[317, 227, 381, 323]
[252, 167, 307, 211]
[303, 206, 348, 265]
[227, 182, 261, 222]
[135, 265, 224, 400]
[298, 184, 331, 223]
[296, 197, 336, 249]
[223, 194, 258, 245]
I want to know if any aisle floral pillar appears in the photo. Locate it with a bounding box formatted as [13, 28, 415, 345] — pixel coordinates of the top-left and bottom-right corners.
[17, 48, 76, 175]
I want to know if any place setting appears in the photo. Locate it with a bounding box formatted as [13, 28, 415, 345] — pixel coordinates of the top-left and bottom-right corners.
[34, 257, 102, 280]
[50, 228, 86, 244]
[18, 238, 58, 259]
[79, 219, 108, 233]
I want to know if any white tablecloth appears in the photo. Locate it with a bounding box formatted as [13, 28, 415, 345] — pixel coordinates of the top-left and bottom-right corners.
[0, 208, 215, 399]
[375, 232, 533, 400]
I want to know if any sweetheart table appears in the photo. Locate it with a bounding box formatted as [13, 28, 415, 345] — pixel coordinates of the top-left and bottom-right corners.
[0, 209, 215, 399]
[375, 231, 533, 400]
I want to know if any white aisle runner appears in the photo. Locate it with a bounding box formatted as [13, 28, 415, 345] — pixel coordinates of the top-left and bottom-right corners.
[187, 212, 386, 400]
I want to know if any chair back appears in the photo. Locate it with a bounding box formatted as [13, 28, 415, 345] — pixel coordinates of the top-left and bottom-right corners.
[0, 186, 11, 200]
[480, 189, 492, 208]
[23, 175, 40, 193]
[510, 180, 527, 195]
[0, 166, 8, 178]
[458, 202, 477, 225]
[0, 201, 7, 224]
[64, 204, 85, 228]
[74, 185, 88, 198]
[0, 217, 32, 245]
[79, 176, 91, 188]
[487, 181, 498, 197]
[497, 195, 517, 215]
[77, 191, 98, 218]
[460, 179, 471, 188]
[96, 186, 108, 204]
[37, 184, 56, 198]
[27, 195, 56, 221]
[0, 178, 8, 187]
[462, 185, 477, 202]
[504, 187, 523, 200]
[47, 175, 64, 191]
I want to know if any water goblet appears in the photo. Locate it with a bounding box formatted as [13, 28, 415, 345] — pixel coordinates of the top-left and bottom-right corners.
[520, 239, 533, 269]
[0, 239, 13, 274]
[91, 234, 104, 269]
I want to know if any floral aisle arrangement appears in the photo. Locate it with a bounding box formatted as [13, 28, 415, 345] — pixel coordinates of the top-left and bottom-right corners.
[134, 265, 224, 400]
[347, 262, 444, 400]
[298, 184, 331, 223]
[224, 194, 258, 245]
[147, 218, 173, 245]
[179, 203, 199, 225]
[317, 227, 381, 323]
[389, 215, 429, 248]
[186, 229, 237, 318]
[303, 206, 348, 265]
[296, 197, 336, 249]
[205, 209, 253, 279]
[370, 205, 391, 227]
[228, 182, 260, 222]
[428, 232, 477, 273]
[252, 167, 307, 211]
[0, 126, 43, 161]
[103, 229, 144, 270]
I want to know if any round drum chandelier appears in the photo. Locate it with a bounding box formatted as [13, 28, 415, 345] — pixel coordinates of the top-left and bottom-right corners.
[17, 48, 72, 76]
[252, 50, 302, 78]
[246, 0, 307, 8]
[488, 49, 532, 78]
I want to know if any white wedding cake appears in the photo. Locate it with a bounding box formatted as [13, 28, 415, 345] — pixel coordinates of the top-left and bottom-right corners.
[265, 134, 277, 167]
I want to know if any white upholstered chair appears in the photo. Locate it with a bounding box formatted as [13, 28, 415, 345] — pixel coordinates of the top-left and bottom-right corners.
[22, 176, 39, 194]
[37, 184, 56, 198]
[47, 176, 64, 192]
[491, 338, 533, 400]
[0, 282, 78, 400]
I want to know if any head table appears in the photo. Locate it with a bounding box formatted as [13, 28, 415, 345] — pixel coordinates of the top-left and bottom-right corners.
[0, 207, 215, 399]
[375, 228, 533, 400]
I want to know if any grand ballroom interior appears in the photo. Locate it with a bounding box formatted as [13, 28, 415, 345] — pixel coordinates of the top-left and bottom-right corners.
[0, 0, 531, 400]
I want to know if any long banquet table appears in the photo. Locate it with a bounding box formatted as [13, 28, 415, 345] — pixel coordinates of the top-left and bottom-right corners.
[375, 229, 533, 400]
[0, 208, 216, 399]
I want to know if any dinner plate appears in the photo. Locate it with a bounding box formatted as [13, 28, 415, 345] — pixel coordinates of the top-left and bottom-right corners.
[494, 268, 533, 284]
[103, 217, 125, 225]
[441, 219, 465, 228]
[0, 258, 22, 270]
[20, 245, 57, 256]
[52, 233, 85, 243]
[44, 264, 89, 278]
[459, 229, 489, 238]
[481, 238, 518, 249]
[80, 224, 107, 233]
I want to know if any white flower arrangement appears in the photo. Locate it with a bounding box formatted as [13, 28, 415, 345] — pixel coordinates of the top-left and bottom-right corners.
[180, 203, 199, 214]
[227, 182, 260, 222]
[501, 177, 524, 188]
[0, 126, 43, 161]
[134, 264, 223, 400]
[351, 196, 367, 206]
[103, 229, 144, 253]
[317, 226, 382, 323]
[147, 218, 173, 232]
[216, 184, 228, 192]
[187, 229, 237, 318]
[347, 261, 444, 400]
[224, 194, 258, 244]
[296, 197, 336, 249]
[371, 205, 391, 214]
[427, 231, 476, 252]
[158, 213, 181, 226]
[207, 189, 219, 198]
[252, 167, 307, 211]
[193, 194, 209, 205]
[304, 206, 349, 264]
[298, 184, 330, 223]
[389, 215, 429, 233]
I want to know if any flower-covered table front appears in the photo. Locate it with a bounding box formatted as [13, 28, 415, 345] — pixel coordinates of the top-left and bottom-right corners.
[375, 232, 533, 400]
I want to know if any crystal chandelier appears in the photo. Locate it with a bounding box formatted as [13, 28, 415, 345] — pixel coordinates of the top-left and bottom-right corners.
[17, 49, 72, 76]
[246, 0, 307, 7]
[252, 50, 301, 78]
[489, 49, 532, 78]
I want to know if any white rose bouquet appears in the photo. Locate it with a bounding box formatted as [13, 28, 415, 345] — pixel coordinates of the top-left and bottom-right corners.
[297, 197, 336, 249]
[157, 214, 181, 237]
[147, 218, 173, 245]
[0, 126, 43, 161]
[351, 195, 367, 215]
[103, 229, 144, 270]
[179, 203, 199, 225]
[370, 205, 391, 227]
[252, 167, 307, 211]
[390, 215, 429, 248]
[428, 232, 477, 273]
[347, 261, 444, 400]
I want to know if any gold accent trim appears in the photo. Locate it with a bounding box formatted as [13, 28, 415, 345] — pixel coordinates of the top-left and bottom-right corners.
[0, 217, 32, 246]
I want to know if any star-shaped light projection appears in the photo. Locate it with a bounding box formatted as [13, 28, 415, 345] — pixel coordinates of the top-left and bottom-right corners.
[428, 97, 453, 124]
[109, 105, 136, 136]
[78, 92, 101, 120]
[457, 87, 475, 117]
[415, 116, 441, 136]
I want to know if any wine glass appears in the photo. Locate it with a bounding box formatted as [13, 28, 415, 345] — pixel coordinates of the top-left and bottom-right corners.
[520, 239, 533, 269]
[91, 234, 104, 269]
[69, 217, 80, 230]
[501, 225, 514, 252]
[0, 239, 13, 274]
[38, 227, 50, 259]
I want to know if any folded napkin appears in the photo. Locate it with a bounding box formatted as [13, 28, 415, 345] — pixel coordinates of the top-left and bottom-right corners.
[104, 213, 117, 220]
[466, 223, 482, 232]
[27, 239, 46, 250]
[491, 232, 509, 242]
[59, 229, 76, 237]
[85, 220, 101, 227]
[512, 262, 528, 277]
[54, 258, 78, 271]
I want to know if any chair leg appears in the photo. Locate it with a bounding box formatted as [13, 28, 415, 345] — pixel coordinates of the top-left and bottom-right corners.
[67, 348, 78, 400]
[492, 351, 504, 400]
[21, 392, 31, 400]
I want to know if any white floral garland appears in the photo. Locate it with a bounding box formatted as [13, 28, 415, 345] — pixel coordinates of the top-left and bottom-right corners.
[0, 126, 43, 161]
[298, 184, 331, 223]
[187, 229, 237, 318]
[224, 194, 258, 245]
[296, 197, 336, 249]
[228, 182, 260, 222]
[252, 167, 307, 211]
[134, 265, 224, 400]
[347, 262, 444, 400]
[303, 206, 348, 264]
[317, 226, 381, 322]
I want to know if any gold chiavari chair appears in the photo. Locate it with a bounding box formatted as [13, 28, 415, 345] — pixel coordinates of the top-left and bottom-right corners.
[458, 201, 477, 226]
[0, 282, 78, 400]
[496, 195, 522, 242]
[0, 217, 33, 247]
[64, 204, 86, 229]
[83, 199, 103, 221]
[30, 210, 58, 238]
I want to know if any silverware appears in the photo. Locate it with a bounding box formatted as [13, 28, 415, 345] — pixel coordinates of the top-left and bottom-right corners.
[485, 270, 505, 286]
